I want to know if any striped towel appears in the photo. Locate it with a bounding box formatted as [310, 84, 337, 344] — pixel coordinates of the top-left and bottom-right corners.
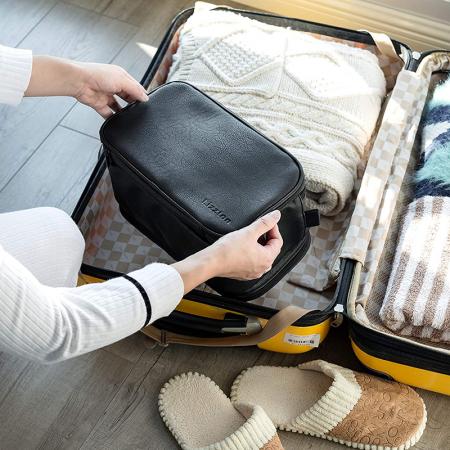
[380, 196, 450, 342]
[380, 76, 450, 343]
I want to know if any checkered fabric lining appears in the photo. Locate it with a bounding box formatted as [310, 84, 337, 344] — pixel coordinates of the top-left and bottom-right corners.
[339, 69, 425, 264]
[77, 16, 407, 311]
[80, 173, 174, 274]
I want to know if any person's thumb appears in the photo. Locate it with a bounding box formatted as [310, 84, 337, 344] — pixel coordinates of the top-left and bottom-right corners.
[251, 210, 281, 236]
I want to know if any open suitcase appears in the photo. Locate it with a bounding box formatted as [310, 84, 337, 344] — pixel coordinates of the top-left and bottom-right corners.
[73, 5, 450, 396]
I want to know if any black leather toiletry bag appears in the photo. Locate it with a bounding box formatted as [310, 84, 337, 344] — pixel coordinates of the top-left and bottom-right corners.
[100, 81, 318, 300]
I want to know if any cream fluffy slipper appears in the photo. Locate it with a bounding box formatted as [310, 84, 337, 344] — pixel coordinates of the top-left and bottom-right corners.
[230, 360, 427, 450]
[159, 372, 284, 449]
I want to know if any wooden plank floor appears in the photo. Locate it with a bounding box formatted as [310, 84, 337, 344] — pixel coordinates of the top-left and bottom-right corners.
[0, 1, 449, 449]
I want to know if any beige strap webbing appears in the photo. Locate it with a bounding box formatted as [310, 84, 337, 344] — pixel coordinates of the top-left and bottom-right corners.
[360, 30, 402, 61]
[142, 305, 310, 347]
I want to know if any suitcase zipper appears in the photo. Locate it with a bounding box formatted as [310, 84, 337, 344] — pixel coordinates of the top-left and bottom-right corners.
[331, 306, 345, 328]
[406, 49, 450, 72]
[350, 320, 450, 376]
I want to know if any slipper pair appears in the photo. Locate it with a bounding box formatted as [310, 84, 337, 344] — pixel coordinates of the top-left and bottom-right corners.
[159, 360, 427, 450]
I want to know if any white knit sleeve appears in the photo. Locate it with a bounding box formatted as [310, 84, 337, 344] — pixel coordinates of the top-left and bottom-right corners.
[0, 44, 32, 105]
[0, 246, 184, 363]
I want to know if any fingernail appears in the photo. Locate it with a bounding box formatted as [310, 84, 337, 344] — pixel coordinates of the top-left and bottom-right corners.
[141, 93, 149, 102]
[270, 210, 281, 220]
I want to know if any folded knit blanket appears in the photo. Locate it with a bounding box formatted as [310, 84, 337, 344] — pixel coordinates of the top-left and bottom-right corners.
[415, 78, 450, 199]
[167, 8, 386, 216]
[380, 77, 450, 343]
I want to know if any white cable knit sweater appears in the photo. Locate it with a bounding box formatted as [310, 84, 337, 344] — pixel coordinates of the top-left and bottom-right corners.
[0, 45, 184, 363]
[168, 8, 386, 215]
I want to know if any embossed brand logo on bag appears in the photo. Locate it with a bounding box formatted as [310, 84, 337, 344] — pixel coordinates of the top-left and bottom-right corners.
[202, 199, 232, 224]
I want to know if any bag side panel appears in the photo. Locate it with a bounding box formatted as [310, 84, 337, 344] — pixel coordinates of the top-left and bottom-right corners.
[107, 149, 209, 261]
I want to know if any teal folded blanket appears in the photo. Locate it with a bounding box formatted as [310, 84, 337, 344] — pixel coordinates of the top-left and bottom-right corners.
[415, 76, 450, 198]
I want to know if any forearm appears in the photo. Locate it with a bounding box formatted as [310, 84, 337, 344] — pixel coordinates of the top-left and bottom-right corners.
[1, 45, 147, 115]
[0, 247, 183, 363]
[172, 247, 220, 294]
[24, 55, 83, 98]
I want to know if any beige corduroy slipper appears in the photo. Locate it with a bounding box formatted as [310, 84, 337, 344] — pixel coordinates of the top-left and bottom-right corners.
[230, 360, 427, 450]
[159, 372, 284, 449]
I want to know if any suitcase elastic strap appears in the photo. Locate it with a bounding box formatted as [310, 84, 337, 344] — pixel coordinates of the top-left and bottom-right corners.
[360, 30, 402, 61]
[142, 305, 310, 347]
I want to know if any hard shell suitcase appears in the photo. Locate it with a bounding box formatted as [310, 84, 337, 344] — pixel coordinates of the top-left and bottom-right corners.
[73, 5, 450, 395]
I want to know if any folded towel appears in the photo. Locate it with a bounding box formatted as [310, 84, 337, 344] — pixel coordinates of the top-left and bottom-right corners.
[379, 196, 450, 342]
[380, 76, 450, 343]
[167, 8, 386, 216]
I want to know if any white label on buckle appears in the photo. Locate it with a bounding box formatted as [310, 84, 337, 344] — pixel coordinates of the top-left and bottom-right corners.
[283, 333, 320, 347]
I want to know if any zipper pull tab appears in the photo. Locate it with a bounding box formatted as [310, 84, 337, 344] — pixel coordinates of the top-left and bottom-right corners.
[331, 304, 344, 327]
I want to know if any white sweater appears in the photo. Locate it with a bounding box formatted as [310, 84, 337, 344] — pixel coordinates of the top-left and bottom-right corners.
[0, 45, 184, 363]
[168, 8, 386, 215]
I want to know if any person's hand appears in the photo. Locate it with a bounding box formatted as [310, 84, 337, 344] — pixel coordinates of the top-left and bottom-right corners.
[172, 211, 283, 294]
[72, 62, 148, 118]
[209, 210, 283, 280]
[25, 56, 148, 118]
